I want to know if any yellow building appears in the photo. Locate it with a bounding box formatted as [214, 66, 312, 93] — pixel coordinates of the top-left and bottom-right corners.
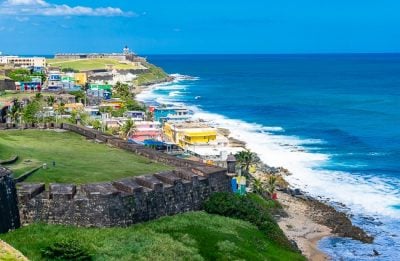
[163, 122, 217, 148]
[74, 73, 87, 85]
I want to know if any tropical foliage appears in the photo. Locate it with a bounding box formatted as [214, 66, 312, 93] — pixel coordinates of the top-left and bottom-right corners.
[120, 119, 136, 139]
[204, 192, 296, 251]
[235, 150, 255, 177]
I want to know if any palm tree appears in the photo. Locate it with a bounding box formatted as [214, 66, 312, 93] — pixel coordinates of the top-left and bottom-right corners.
[121, 119, 136, 139]
[235, 150, 254, 177]
[252, 178, 266, 195]
[7, 99, 22, 125]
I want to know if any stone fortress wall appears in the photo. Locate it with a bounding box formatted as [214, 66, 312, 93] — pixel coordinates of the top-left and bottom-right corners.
[11, 123, 231, 227]
[0, 167, 20, 233]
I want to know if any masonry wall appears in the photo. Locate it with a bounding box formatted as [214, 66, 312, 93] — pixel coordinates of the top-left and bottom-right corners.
[16, 123, 231, 227]
[0, 169, 20, 233]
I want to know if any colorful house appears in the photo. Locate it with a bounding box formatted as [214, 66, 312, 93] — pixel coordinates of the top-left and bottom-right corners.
[130, 121, 162, 142]
[74, 73, 87, 85]
[15, 82, 42, 92]
[124, 111, 145, 121]
[154, 107, 191, 122]
[89, 83, 112, 91]
[99, 100, 123, 110]
[62, 103, 84, 112]
[163, 122, 217, 148]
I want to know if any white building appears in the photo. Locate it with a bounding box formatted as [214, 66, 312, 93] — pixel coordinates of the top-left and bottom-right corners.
[0, 56, 46, 67]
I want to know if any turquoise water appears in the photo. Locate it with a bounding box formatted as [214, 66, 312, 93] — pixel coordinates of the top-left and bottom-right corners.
[138, 54, 400, 260]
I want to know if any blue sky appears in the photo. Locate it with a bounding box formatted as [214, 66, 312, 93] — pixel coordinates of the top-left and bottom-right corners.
[0, 0, 400, 54]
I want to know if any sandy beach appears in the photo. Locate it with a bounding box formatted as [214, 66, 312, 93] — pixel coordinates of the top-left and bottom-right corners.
[277, 192, 331, 260]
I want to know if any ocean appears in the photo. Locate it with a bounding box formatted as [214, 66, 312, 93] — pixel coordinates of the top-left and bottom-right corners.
[137, 54, 400, 260]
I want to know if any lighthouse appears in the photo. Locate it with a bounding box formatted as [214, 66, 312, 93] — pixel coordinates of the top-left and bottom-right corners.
[123, 46, 130, 55]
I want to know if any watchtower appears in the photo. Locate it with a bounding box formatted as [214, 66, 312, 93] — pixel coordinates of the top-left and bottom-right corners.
[226, 153, 237, 176]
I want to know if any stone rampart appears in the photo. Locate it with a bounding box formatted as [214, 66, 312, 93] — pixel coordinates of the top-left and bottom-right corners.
[18, 168, 230, 227]
[12, 123, 231, 227]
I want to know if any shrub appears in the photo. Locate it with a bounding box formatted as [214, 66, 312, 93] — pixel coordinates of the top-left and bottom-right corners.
[41, 239, 92, 260]
[204, 192, 294, 250]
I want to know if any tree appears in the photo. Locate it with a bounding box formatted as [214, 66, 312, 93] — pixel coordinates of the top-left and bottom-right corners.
[91, 119, 102, 130]
[46, 95, 55, 106]
[235, 150, 255, 177]
[113, 82, 131, 98]
[7, 99, 22, 124]
[7, 68, 31, 82]
[69, 91, 86, 103]
[22, 101, 40, 124]
[120, 119, 136, 139]
[252, 178, 266, 196]
[55, 103, 66, 115]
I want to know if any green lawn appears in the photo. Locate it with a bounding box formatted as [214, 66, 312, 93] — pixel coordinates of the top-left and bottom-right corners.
[47, 58, 146, 71]
[0, 129, 172, 184]
[0, 211, 305, 261]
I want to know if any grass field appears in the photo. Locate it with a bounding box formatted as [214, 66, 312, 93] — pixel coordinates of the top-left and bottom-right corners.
[0, 211, 305, 261]
[0, 129, 171, 184]
[47, 58, 146, 71]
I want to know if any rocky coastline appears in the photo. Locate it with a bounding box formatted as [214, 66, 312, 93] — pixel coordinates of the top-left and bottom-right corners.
[250, 155, 375, 259]
[138, 74, 374, 260]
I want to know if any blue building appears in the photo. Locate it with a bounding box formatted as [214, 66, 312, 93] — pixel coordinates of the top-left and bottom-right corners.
[153, 107, 191, 122]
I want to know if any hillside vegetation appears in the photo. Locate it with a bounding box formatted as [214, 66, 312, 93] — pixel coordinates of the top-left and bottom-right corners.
[134, 62, 169, 86]
[0, 211, 304, 261]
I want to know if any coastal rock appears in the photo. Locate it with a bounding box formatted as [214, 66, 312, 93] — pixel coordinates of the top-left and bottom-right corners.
[305, 197, 374, 243]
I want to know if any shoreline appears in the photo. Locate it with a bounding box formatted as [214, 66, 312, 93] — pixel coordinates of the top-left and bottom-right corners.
[277, 191, 331, 260]
[136, 74, 374, 260]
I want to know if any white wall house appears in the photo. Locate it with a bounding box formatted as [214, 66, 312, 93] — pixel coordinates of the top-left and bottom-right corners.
[0, 56, 46, 67]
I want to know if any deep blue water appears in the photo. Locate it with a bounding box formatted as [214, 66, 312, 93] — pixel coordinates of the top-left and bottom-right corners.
[139, 54, 400, 260]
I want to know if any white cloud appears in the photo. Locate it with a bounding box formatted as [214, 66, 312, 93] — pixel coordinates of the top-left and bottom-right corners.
[6, 0, 48, 6]
[0, 0, 134, 16]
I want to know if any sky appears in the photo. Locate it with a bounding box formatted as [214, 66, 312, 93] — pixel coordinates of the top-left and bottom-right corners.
[0, 0, 400, 55]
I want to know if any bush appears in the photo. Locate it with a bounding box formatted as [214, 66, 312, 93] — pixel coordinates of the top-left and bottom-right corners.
[41, 239, 92, 260]
[204, 192, 295, 250]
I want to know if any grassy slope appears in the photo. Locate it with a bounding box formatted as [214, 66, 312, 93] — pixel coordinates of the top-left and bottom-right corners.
[135, 63, 169, 86]
[0, 130, 171, 184]
[47, 58, 143, 71]
[0, 212, 304, 261]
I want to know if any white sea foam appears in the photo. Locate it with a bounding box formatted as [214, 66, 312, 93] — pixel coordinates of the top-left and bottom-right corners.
[191, 108, 400, 218]
[168, 91, 183, 97]
[137, 76, 400, 219]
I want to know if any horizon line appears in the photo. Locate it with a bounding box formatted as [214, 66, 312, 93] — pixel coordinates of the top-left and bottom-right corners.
[7, 52, 400, 56]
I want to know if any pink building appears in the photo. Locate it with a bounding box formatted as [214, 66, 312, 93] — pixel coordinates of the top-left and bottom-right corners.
[130, 121, 162, 142]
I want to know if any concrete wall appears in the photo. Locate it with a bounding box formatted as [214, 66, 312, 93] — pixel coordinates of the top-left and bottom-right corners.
[0, 168, 20, 233]
[15, 123, 231, 227]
